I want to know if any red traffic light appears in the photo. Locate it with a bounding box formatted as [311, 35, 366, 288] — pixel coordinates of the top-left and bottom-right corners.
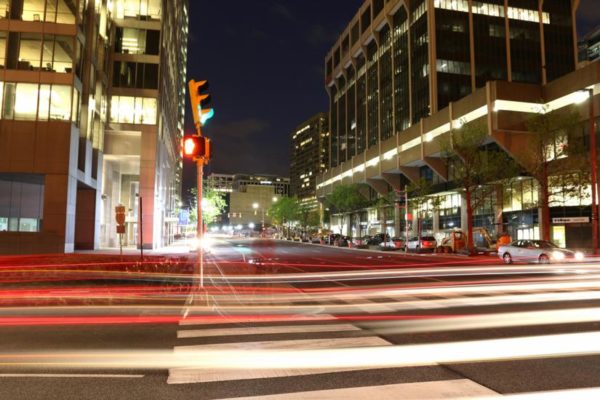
[183, 136, 199, 157]
[182, 135, 211, 162]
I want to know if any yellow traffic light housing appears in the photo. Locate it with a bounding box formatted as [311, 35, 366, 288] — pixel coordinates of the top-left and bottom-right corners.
[189, 79, 214, 129]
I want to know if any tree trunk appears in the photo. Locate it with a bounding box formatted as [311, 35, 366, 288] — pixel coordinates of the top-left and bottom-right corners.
[540, 176, 551, 241]
[466, 188, 474, 250]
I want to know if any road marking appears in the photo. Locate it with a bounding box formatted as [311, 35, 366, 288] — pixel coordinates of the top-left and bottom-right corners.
[216, 379, 500, 399]
[177, 323, 361, 338]
[169, 336, 391, 384]
[0, 373, 144, 379]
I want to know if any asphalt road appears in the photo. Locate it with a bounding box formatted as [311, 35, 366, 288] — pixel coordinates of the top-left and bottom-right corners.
[1, 238, 600, 399]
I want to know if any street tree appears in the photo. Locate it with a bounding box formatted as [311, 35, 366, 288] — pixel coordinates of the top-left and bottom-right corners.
[405, 178, 441, 239]
[324, 183, 372, 213]
[524, 108, 587, 241]
[325, 183, 372, 237]
[268, 196, 300, 237]
[445, 121, 519, 250]
[298, 204, 320, 234]
[188, 184, 227, 226]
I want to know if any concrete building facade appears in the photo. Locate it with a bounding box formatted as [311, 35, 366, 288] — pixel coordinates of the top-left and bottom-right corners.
[205, 172, 290, 228]
[317, 0, 600, 248]
[289, 112, 329, 210]
[0, 0, 188, 254]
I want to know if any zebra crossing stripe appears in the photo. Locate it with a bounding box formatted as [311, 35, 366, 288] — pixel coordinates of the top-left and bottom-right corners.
[212, 379, 500, 399]
[168, 335, 390, 384]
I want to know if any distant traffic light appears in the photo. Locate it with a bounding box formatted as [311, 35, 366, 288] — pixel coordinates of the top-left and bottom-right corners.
[189, 79, 214, 128]
[182, 134, 211, 162]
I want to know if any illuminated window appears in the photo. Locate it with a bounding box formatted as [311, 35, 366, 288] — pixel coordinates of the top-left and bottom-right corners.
[0, 32, 6, 68]
[50, 85, 71, 120]
[15, 83, 39, 120]
[110, 96, 157, 125]
[115, 0, 161, 20]
[38, 84, 51, 120]
[18, 33, 42, 70]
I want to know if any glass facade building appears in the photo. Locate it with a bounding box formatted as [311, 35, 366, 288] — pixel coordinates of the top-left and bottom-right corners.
[0, 0, 189, 253]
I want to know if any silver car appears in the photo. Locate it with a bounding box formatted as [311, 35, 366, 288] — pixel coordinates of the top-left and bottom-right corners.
[498, 240, 584, 264]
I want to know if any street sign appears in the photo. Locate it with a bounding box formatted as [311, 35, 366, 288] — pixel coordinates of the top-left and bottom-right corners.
[179, 209, 190, 225]
[552, 217, 590, 224]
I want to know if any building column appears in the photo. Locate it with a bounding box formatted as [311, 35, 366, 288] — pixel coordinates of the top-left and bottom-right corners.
[139, 127, 157, 249]
[494, 184, 504, 235]
[394, 204, 402, 238]
[433, 208, 440, 235]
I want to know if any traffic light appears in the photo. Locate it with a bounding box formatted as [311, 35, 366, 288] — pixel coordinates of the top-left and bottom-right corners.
[182, 135, 211, 162]
[189, 79, 214, 128]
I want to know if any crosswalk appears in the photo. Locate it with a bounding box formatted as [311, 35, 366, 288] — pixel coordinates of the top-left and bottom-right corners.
[167, 274, 600, 399]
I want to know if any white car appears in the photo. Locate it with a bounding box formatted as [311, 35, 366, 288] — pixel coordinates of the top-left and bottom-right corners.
[498, 240, 584, 264]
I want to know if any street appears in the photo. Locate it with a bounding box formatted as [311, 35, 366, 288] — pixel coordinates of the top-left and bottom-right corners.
[1, 238, 600, 399]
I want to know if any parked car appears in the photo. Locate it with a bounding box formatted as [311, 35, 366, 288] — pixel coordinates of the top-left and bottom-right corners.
[498, 240, 584, 264]
[406, 236, 437, 252]
[379, 237, 405, 250]
[352, 236, 371, 248]
[332, 235, 350, 247]
[368, 233, 390, 246]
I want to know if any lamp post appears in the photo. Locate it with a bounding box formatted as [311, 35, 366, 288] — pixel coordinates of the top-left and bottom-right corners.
[253, 202, 265, 232]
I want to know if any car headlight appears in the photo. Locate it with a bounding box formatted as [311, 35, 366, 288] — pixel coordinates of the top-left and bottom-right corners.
[552, 251, 565, 260]
[575, 251, 584, 261]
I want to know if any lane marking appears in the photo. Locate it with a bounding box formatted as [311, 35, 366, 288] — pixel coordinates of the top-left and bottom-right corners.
[0, 373, 144, 379]
[177, 323, 360, 338]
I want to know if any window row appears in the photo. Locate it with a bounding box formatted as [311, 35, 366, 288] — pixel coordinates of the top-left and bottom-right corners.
[112, 61, 159, 89]
[435, 1, 551, 24]
[437, 59, 470, 75]
[0, 33, 75, 73]
[112, 0, 161, 20]
[115, 27, 160, 55]
[0, 0, 76, 24]
[110, 95, 157, 125]
[0, 173, 44, 233]
[0, 82, 77, 121]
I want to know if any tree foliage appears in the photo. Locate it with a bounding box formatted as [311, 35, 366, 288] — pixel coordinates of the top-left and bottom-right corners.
[189, 184, 227, 225]
[524, 108, 587, 241]
[444, 120, 519, 249]
[324, 184, 372, 213]
[268, 196, 300, 226]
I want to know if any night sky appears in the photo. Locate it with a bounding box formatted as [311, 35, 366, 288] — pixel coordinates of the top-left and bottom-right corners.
[183, 0, 599, 200]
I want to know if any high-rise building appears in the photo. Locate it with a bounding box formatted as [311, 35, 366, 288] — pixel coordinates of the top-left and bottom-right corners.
[101, 0, 188, 250]
[0, 0, 188, 254]
[324, 0, 578, 170]
[317, 0, 600, 248]
[289, 112, 329, 209]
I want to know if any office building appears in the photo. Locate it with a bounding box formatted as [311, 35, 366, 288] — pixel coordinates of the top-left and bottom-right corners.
[204, 172, 290, 228]
[289, 112, 329, 210]
[0, 0, 188, 254]
[317, 0, 600, 248]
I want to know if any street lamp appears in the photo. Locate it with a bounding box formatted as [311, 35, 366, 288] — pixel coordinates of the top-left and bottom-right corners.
[253, 202, 265, 232]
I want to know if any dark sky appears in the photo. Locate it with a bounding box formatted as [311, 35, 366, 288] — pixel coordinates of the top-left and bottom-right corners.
[183, 0, 598, 198]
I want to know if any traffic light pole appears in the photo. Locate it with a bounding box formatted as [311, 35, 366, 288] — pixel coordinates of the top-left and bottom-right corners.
[196, 159, 204, 287]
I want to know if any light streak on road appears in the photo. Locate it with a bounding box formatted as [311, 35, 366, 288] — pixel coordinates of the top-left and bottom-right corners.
[1, 331, 599, 370]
